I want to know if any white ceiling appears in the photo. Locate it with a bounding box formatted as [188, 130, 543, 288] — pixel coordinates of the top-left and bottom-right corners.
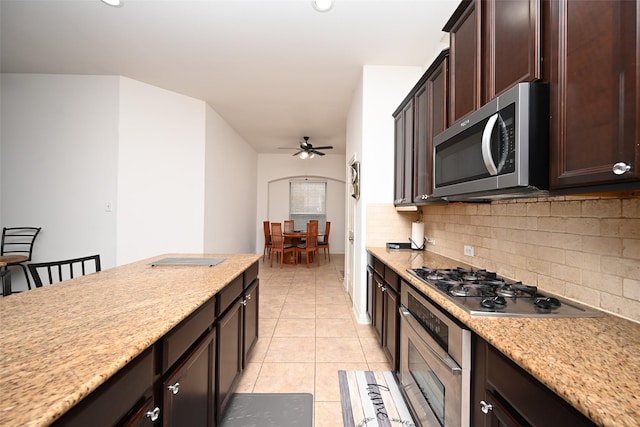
[0, 0, 459, 154]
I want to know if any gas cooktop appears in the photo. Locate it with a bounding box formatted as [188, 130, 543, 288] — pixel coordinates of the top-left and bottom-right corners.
[407, 267, 601, 318]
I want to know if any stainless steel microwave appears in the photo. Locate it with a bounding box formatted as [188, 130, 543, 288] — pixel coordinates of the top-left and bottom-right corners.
[432, 83, 549, 201]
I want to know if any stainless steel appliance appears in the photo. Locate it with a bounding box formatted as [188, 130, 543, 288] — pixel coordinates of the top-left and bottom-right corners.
[432, 83, 549, 201]
[399, 284, 471, 427]
[407, 267, 601, 318]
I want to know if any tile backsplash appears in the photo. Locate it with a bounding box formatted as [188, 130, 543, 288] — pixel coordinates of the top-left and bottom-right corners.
[366, 195, 640, 323]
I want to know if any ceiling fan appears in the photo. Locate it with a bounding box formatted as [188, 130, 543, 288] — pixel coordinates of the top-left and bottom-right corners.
[280, 136, 333, 158]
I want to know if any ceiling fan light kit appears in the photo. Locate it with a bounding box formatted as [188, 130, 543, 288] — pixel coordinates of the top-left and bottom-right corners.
[279, 136, 333, 159]
[101, 0, 123, 7]
[312, 0, 334, 13]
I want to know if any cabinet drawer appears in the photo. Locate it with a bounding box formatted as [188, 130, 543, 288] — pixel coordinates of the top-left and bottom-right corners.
[53, 347, 154, 427]
[384, 268, 399, 293]
[217, 275, 243, 316]
[243, 261, 259, 289]
[162, 296, 216, 372]
[373, 258, 385, 276]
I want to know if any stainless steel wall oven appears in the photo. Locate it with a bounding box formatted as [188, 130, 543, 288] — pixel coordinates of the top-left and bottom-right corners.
[399, 282, 471, 427]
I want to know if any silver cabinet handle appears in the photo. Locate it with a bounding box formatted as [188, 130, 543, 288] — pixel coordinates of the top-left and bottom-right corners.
[246, 294, 252, 300]
[381, 286, 386, 292]
[168, 382, 180, 395]
[240, 299, 247, 306]
[145, 407, 160, 422]
[612, 162, 631, 175]
[480, 400, 493, 414]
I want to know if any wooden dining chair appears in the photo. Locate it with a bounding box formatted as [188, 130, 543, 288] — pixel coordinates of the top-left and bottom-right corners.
[270, 223, 295, 268]
[318, 221, 331, 261]
[296, 221, 319, 268]
[284, 220, 295, 233]
[262, 221, 272, 262]
[28, 254, 101, 288]
[283, 219, 295, 245]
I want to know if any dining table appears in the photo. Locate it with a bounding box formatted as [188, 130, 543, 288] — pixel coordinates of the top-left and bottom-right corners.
[282, 230, 324, 265]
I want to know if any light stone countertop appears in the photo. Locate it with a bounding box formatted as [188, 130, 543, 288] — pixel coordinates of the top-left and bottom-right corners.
[0, 253, 261, 427]
[368, 247, 640, 427]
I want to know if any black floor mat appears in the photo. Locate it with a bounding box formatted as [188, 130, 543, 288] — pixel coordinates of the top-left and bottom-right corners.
[220, 393, 313, 427]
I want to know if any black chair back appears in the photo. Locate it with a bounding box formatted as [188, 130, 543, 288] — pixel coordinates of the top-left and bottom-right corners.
[28, 254, 101, 288]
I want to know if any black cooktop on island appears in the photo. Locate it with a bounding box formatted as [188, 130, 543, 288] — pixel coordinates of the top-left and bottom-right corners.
[407, 266, 601, 318]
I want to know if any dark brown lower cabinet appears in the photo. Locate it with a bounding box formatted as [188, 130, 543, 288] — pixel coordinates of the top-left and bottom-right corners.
[382, 284, 399, 370]
[162, 329, 216, 427]
[216, 296, 243, 419]
[472, 334, 596, 427]
[122, 396, 158, 427]
[372, 271, 384, 342]
[243, 279, 259, 366]
[368, 259, 399, 371]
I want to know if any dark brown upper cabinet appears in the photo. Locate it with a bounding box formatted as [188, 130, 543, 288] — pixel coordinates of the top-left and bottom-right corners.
[482, 0, 541, 101]
[393, 50, 449, 206]
[393, 99, 414, 206]
[546, 0, 640, 191]
[444, 0, 542, 122]
[444, 0, 480, 123]
[413, 51, 449, 203]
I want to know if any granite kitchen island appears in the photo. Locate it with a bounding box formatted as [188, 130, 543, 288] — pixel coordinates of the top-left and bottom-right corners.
[0, 253, 261, 427]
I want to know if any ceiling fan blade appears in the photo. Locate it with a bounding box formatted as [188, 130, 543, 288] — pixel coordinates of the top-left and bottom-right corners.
[278, 147, 298, 150]
[311, 145, 333, 150]
[292, 150, 303, 156]
[310, 150, 326, 156]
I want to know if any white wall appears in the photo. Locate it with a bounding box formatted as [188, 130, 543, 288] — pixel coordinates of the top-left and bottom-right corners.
[117, 78, 206, 264]
[256, 153, 346, 256]
[204, 105, 257, 253]
[346, 65, 425, 322]
[1, 73, 259, 291]
[1, 74, 119, 290]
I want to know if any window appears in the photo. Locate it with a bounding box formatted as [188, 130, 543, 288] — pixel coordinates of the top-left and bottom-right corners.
[289, 180, 326, 230]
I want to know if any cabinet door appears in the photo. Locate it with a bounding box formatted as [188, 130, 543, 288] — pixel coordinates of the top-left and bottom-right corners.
[372, 272, 385, 343]
[382, 287, 399, 370]
[413, 53, 448, 203]
[548, 0, 640, 189]
[394, 100, 414, 205]
[243, 279, 259, 367]
[163, 329, 215, 427]
[216, 299, 243, 418]
[121, 397, 159, 427]
[473, 334, 597, 427]
[447, 0, 480, 122]
[482, 0, 541, 101]
[481, 390, 527, 427]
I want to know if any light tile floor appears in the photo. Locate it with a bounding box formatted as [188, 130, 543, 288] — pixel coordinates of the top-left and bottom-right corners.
[235, 253, 391, 427]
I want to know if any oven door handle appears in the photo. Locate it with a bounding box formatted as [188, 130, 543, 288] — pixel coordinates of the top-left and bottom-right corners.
[399, 307, 462, 375]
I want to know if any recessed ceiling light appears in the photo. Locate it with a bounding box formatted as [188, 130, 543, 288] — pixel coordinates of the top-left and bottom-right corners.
[101, 0, 123, 7]
[312, 0, 334, 13]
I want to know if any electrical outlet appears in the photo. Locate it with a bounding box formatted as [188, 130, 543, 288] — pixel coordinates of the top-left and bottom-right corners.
[464, 245, 474, 257]
[105, 201, 113, 212]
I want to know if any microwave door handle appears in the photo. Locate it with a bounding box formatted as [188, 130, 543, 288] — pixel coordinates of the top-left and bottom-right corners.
[481, 113, 499, 176]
